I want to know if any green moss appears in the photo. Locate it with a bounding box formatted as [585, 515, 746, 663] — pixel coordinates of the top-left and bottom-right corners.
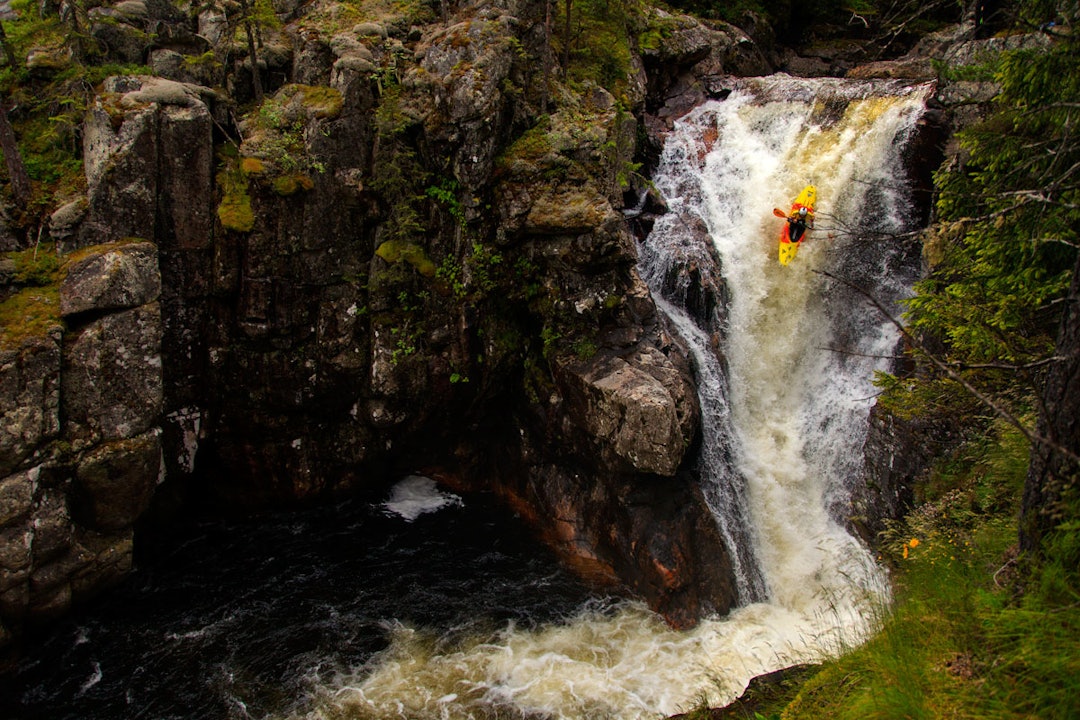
[218, 193, 255, 232]
[272, 173, 315, 196]
[216, 156, 255, 232]
[241, 157, 267, 174]
[572, 337, 597, 361]
[496, 116, 555, 172]
[375, 240, 436, 277]
[58, 239, 147, 273]
[293, 84, 344, 120]
[10, 245, 61, 286]
[183, 51, 223, 72]
[0, 285, 61, 351]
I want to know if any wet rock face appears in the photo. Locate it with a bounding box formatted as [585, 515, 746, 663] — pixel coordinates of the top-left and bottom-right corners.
[0, 3, 777, 643]
[555, 343, 697, 477]
[0, 242, 163, 644]
[485, 458, 737, 630]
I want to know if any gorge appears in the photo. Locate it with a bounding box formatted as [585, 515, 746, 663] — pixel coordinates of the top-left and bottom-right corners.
[4, 71, 938, 720]
[1, 0, 1056, 717]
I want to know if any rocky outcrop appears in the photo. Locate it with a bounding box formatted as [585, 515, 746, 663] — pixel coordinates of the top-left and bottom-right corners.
[0, 241, 162, 646]
[639, 9, 772, 158]
[555, 343, 697, 477]
[0, 1, 759, 643]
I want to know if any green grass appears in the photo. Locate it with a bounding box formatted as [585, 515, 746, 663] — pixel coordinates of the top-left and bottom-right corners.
[769, 420, 1080, 719]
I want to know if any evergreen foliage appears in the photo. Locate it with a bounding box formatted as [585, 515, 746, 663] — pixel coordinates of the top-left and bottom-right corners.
[886, 2, 1078, 444]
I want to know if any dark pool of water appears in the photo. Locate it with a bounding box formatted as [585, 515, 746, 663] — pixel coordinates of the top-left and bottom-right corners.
[0, 485, 594, 720]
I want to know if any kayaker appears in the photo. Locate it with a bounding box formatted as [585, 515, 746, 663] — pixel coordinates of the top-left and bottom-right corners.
[787, 206, 814, 242]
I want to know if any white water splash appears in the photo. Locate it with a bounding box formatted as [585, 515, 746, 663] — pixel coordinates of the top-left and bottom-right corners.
[382, 475, 463, 522]
[281, 77, 931, 720]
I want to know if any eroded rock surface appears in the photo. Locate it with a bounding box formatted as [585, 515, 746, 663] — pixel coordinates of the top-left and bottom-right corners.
[1, 242, 162, 644]
[1, 0, 973, 646]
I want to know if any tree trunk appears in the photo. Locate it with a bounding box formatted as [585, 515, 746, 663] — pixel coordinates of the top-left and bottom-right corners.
[238, 0, 263, 102]
[541, 0, 551, 115]
[1020, 250, 1080, 556]
[562, 0, 573, 75]
[0, 103, 31, 206]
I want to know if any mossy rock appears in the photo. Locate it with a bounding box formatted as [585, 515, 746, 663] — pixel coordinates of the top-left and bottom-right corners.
[375, 240, 437, 277]
[60, 238, 147, 267]
[0, 285, 62, 351]
[272, 173, 315, 196]
[276, 83, 345, 121]
[218, 195, 255, 232]
[217, 160, 256, 232]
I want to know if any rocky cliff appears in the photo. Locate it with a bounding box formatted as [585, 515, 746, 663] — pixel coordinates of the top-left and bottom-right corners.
[0, 0, 1006, 651]
[0, 0, 780, 646]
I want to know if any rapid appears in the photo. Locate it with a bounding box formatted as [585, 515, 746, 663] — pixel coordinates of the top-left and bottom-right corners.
[0, 76, 933, 720]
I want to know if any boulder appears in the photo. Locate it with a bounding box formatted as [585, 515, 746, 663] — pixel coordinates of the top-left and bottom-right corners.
[524, 183, 618, 235]
[556, 344, 696, 476]
[60, 241, 161, 317]
[61, 303, 163, 445]
[73, 430, 162, 532]
[90, 10, 150, 65]
[48, 197, 88, 249]
[640, 9, 716, 66]
[25, 46, 69, 74]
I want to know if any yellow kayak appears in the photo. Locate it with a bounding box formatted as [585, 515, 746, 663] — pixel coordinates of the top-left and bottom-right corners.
[778, 185, 816, 265]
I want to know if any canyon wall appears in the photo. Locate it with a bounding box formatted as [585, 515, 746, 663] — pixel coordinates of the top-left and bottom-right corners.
[0, 1, 773, 646]
[0, 0, 1009, 649]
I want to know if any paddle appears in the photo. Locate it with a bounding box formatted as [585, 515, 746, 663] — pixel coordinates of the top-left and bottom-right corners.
[772, 208, 787, 218]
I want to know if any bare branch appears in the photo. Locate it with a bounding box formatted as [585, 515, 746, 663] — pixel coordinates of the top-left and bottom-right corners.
[815, 346, 907, 361]
[813, 268, 1080, 467]
[956, 356, 1067, 371]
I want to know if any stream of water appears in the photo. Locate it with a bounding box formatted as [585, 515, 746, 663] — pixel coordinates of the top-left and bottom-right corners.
[0, 76, 932, 720]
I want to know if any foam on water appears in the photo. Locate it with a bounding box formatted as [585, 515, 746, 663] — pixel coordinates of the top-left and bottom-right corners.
[382, 475, 464, 522]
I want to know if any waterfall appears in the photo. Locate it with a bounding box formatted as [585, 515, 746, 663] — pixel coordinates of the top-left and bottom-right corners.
[640, 75, 932, 611]
[276, 77, 933, 720]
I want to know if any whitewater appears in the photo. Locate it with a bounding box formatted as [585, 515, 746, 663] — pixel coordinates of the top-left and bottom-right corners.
[284, 77, 933, 720]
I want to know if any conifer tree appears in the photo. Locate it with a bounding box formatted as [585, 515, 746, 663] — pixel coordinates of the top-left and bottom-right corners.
[900, 0, 1079, 560]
